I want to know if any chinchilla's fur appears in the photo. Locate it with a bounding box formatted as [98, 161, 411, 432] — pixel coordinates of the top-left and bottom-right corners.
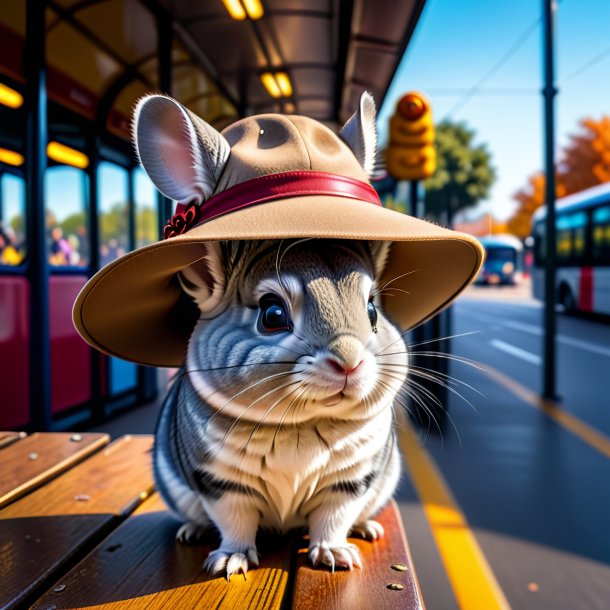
[154, 238, 408, 577]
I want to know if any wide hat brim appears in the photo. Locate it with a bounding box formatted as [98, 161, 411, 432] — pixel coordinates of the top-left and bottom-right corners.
[74, 195, 483, 367]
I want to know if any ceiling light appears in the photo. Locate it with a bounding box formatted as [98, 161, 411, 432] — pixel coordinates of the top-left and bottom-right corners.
[0, 83, 23, 109]
[242, 0, 264, 19]
[222, 0, 246, 20]
[47, 142, 89, 169]
[275, 72, 292, 97]
[0, 147, 24, 166]
[260, 72, 281, 98]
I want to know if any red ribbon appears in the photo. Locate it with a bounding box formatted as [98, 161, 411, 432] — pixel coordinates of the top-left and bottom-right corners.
[163, 171, 381, 240]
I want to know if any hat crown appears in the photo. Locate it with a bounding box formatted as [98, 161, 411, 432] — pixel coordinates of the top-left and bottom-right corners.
[216, 114, 368, 194]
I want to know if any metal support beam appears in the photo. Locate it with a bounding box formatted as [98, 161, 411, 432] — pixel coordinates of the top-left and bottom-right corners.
[542, 0, 558, 400]
[156, 12, 173, 234]
[25, 0, 52, 429]
[87, 133, 104, 423]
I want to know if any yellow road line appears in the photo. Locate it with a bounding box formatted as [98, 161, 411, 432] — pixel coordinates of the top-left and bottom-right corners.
[485, 365, 610, 460]
[397, 413, 511, 610]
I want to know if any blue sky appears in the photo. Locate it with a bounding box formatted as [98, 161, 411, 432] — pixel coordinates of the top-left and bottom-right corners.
[377, 0, 610, 220]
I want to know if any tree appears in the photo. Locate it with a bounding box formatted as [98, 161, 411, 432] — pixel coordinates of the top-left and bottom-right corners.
[424, 120, 496, 223]
[508, 115, 610, 238]
[560, 116, 610, 193]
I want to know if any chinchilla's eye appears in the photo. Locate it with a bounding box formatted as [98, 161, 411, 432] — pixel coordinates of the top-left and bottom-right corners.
[258, 293, 292, 333]
[367, 300, 378, 333]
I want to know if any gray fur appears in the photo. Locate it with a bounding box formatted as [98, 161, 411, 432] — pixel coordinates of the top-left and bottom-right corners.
[153, 239, 408, 577]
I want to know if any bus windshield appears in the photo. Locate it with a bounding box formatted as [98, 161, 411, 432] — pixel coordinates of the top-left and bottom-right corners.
[486, 247, 516, 263]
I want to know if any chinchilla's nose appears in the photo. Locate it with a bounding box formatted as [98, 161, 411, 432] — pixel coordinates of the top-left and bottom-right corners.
[327, 336, 364, 374]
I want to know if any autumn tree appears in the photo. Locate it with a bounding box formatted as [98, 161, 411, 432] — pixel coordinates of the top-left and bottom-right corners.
[560, 116, 610, 193]
[424, 120, 496, 224]
[508, 115, 610, 238]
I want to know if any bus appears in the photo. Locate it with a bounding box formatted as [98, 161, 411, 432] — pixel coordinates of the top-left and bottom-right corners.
[475, 235, 523, 285]
[532, 182, 610, 315]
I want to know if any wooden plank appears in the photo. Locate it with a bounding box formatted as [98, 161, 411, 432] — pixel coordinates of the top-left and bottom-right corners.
[291, 501, 425, 610]
[0, 434, 154, 610]
[0, 432, 109, 509]
[32, 493, 293, 610]
[0, 430, 26, 450]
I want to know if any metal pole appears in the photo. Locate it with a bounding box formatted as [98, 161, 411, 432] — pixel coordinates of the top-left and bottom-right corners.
[87, 133, 104, 423]
[157, 14, 173, 234]
[25, 0, 51, 429]
[409, 180, 418, 217]
[543, 0, 558, 400]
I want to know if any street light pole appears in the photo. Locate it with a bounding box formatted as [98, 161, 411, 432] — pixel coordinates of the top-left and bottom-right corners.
[542, 0, 558, 400]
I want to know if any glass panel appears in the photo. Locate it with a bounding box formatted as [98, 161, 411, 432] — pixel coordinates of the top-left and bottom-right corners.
[133, 167, 158, 248]
[592, 205, 610, 263]
[0, 173, 26, 265]
[98, 161, 129, 267]
[110, 357, 137, 395]
[593, 206, 610, 224]
[45, 166, 89, 266]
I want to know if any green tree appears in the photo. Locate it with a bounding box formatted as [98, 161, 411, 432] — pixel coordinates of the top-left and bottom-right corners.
[424, 120, 496, 223]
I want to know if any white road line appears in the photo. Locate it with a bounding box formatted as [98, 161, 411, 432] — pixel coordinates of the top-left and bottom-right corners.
[502, 320, 542, 335]
[502, 320, 610, 358]
[490, 339, 542, 365]
[558, 335, 610, 358]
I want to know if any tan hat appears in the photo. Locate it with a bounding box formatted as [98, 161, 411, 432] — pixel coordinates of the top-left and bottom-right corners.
[73, 93, 483, 367]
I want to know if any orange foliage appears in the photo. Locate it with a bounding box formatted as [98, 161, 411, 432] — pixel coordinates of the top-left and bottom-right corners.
[508, 115, 610, 239]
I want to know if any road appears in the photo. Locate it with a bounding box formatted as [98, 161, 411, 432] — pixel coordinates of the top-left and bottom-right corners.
[396, 283, 610, 610]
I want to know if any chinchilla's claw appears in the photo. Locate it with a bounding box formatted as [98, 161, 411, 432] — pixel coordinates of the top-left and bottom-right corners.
[308, 543, 363, 572]
[349, 519, 384, 542]
[203, 547, 259, 580]
[176, 522, 208, 544]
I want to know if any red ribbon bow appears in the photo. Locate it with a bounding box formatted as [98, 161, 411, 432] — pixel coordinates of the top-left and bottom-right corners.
[162, 203, 200, 239]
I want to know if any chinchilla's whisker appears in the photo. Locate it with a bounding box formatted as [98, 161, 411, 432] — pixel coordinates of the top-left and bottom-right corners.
[379, 361, 485, 398]
[370, 269, 419, 299]
[219, 379, 302, 449]
[271, 385, 308, 450]
[408, 330, 481, 349]
[379, 349, 485, 371]
[375, 287, 411, 298]
[400, 377, 463, 447]
[382, 377, 444, 443]
[375, 329, 479, 358]
[235, 382, 305, 473]
[169, 361, 300, 385]
[410, 365, 486, 399]
[410, 371, 480, 416]
[206, 370, 298, 426]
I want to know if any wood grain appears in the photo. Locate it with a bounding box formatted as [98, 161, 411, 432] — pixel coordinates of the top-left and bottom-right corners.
[0, 434, 154, 610]
[291, 501, 425, 610]
[0, 432, 109, 509]
[33, 493, 294, 610]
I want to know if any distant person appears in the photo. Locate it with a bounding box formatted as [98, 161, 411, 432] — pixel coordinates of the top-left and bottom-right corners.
[49, 226, 72, 265]
[0, 224, 22, 265]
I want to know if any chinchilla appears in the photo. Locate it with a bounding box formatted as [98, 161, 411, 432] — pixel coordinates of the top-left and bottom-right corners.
[154, 237, 408, 578]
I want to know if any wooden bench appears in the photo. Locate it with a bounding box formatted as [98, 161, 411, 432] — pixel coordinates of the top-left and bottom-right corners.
[0, 432, 425, 609]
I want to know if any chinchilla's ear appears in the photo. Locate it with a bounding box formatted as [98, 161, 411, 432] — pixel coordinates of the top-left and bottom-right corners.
[133, 95, 230, 204]
[178, 242, 226, 317]
[339, 91, 377, 178]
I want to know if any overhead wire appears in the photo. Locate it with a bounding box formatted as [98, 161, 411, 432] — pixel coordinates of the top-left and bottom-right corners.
[444, 19, 540, 119]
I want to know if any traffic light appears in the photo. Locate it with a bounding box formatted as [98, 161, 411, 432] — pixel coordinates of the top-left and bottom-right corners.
[386, 92, 436, 181]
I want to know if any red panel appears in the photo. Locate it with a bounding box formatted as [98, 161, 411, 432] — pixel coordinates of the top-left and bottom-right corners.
[50, 275, 92, 413]
[0, 277, 30, 428]
[579, 267, 594, 312]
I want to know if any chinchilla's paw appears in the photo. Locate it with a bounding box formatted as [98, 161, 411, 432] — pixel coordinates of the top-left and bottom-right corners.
[309, 542, 362, 572]
[176, 522, 208, 544]
[203, 547, 259, 580]
[349, 519, 385, 542]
